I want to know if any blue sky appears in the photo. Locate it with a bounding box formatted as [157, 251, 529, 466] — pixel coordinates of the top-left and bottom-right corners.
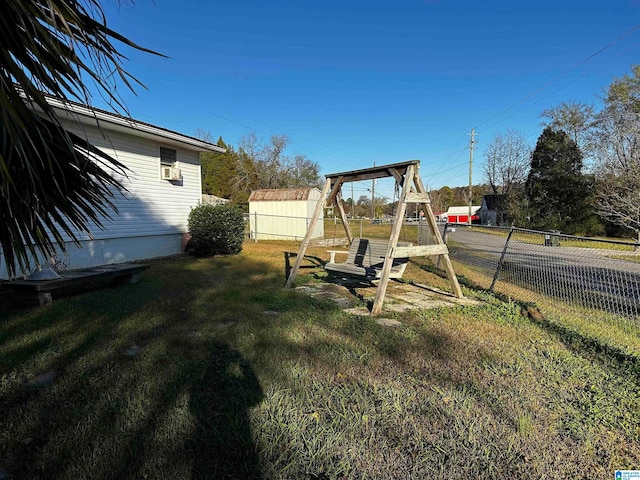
[95, 0, 640, 198]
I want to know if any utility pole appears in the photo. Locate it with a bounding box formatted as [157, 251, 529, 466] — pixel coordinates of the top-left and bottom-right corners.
[351, 182, 354, 219]
[468, 129, 475, 225]
[371, 161, 376, 220]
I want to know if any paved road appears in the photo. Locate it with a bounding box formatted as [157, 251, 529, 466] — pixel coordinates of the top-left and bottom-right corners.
[444, 227, 640, 317]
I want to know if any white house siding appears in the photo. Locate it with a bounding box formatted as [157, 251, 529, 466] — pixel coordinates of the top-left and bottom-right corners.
[249, 189, 323, 241]
[0, 120, 203, 279]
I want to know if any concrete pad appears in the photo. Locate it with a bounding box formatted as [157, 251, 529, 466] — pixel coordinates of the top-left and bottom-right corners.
[375, 318, 402, 327]
[301, 279, 483, 315]
[307, 287, 356, 308]
[344, 307, 370, 316]
[328, 296, 353, 308]
[295, 286, 323, 295]
[384, 303, 416, 313]
[394, 293, 431, 304]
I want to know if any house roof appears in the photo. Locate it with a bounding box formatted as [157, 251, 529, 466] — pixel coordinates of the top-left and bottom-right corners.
[482, 194, 507, 211]
[445, 206, 481, 215]
[249, 188, 319, 202]
[41, 94, 226, 154]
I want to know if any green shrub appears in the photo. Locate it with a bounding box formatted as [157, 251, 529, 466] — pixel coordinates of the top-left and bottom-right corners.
[186, 203, 244, 257]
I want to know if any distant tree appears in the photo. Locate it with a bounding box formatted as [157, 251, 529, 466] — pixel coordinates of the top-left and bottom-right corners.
[540, 101, 596, 160]
[439, 186, 455, 210]
[373, 196, 390, 218]
[483, 130, 530, 196]
[592, 65, 640, 242]
[355, 195, 371, 218]
[451, 185, 489, 206]
[257, 134, 288, 189]
[344, 197, 355, 217]
[197, 132, 321, 204]
[526, 127, 591, 233]
[197, 134, 237, 198]
[238, 133, 322, 191]
[1, 0, 160, 276]
[282, 154, 323, 189]
[483, 130, 530, 224]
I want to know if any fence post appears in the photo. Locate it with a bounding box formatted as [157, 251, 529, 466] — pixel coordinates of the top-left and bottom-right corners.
[360, 218, 363, 238]
[254, 212, 258, 242]
[489, 226, 515, 291]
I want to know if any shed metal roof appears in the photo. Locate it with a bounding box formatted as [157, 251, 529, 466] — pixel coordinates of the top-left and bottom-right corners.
[249, 188, 318, 202]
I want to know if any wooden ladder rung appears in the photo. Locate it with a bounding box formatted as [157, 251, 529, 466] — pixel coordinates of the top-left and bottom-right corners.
[392, 244, 448, 258]
[403, 192, 431, 204]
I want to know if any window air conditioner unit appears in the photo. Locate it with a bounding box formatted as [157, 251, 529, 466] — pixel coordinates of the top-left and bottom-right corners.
[161, 166, 181, 181]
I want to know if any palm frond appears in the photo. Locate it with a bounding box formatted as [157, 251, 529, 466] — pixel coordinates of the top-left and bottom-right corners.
[1, 0, 164, 277]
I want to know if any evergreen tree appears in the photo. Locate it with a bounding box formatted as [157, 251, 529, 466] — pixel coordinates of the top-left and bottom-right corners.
[526, 127, 591, 233]
[201, 137, 240, 199]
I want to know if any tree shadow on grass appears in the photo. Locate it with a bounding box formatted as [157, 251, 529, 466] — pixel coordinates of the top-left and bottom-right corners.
[0, 255, 272, 479]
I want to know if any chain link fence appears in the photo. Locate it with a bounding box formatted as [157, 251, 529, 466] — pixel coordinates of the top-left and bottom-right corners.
[441, 224, 640, 335]
[244, 212, 640, 335]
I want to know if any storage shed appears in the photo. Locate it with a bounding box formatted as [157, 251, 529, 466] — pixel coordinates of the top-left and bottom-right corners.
[248, 188, 324, 241]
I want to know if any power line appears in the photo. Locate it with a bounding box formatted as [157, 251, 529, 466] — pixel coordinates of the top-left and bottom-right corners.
[477, 40, 640, 134]
[472, 23, 640, 132]
[132, 84, 360, 171]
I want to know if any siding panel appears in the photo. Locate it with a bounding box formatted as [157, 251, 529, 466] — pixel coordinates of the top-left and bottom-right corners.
[57, 120, 202, 241]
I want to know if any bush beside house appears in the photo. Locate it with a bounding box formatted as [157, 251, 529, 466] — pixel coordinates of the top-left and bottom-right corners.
[186, 204, 245, 257]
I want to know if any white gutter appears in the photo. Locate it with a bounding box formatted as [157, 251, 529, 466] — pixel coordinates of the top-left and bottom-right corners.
[44, 96, 226, 154]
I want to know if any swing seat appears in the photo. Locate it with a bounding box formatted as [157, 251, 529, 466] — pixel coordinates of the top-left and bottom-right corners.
[325, 238, 412, 280]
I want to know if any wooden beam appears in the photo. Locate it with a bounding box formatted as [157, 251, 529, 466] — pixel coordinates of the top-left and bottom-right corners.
[414, 173, 464, 299]
[387, 167, 403, 185]
[392, 244, 448, 258]
[285, 178, 332, 288]
[326, 160, 419, 183]
[404, 192, 431, 204]
[371, 164, 415, 315]
[334, 192, 353, 243]
[326, 176, 344, 206]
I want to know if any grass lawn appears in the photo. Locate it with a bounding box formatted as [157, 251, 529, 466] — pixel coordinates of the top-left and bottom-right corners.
[1, 241, 639, 479]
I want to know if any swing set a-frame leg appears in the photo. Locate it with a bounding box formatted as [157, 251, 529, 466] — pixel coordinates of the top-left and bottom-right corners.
[414, 175, 463, 299]
[285, 178, 332, 288]
[371, 164, 415, 315]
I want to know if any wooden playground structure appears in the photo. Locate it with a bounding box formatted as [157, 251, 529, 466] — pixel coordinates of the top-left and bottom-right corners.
[285, 160, 463, 315]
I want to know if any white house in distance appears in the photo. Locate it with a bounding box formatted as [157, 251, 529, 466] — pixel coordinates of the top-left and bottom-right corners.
[248, 188, 324, 241]
[0, 96, 225, 280]
[441, 205, 481, 224]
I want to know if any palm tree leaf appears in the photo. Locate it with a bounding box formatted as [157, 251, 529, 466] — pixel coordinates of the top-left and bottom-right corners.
[1, 0, 163, 277]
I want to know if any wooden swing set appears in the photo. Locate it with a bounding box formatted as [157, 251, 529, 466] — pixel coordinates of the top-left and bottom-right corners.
[285, 160, 463, 315]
